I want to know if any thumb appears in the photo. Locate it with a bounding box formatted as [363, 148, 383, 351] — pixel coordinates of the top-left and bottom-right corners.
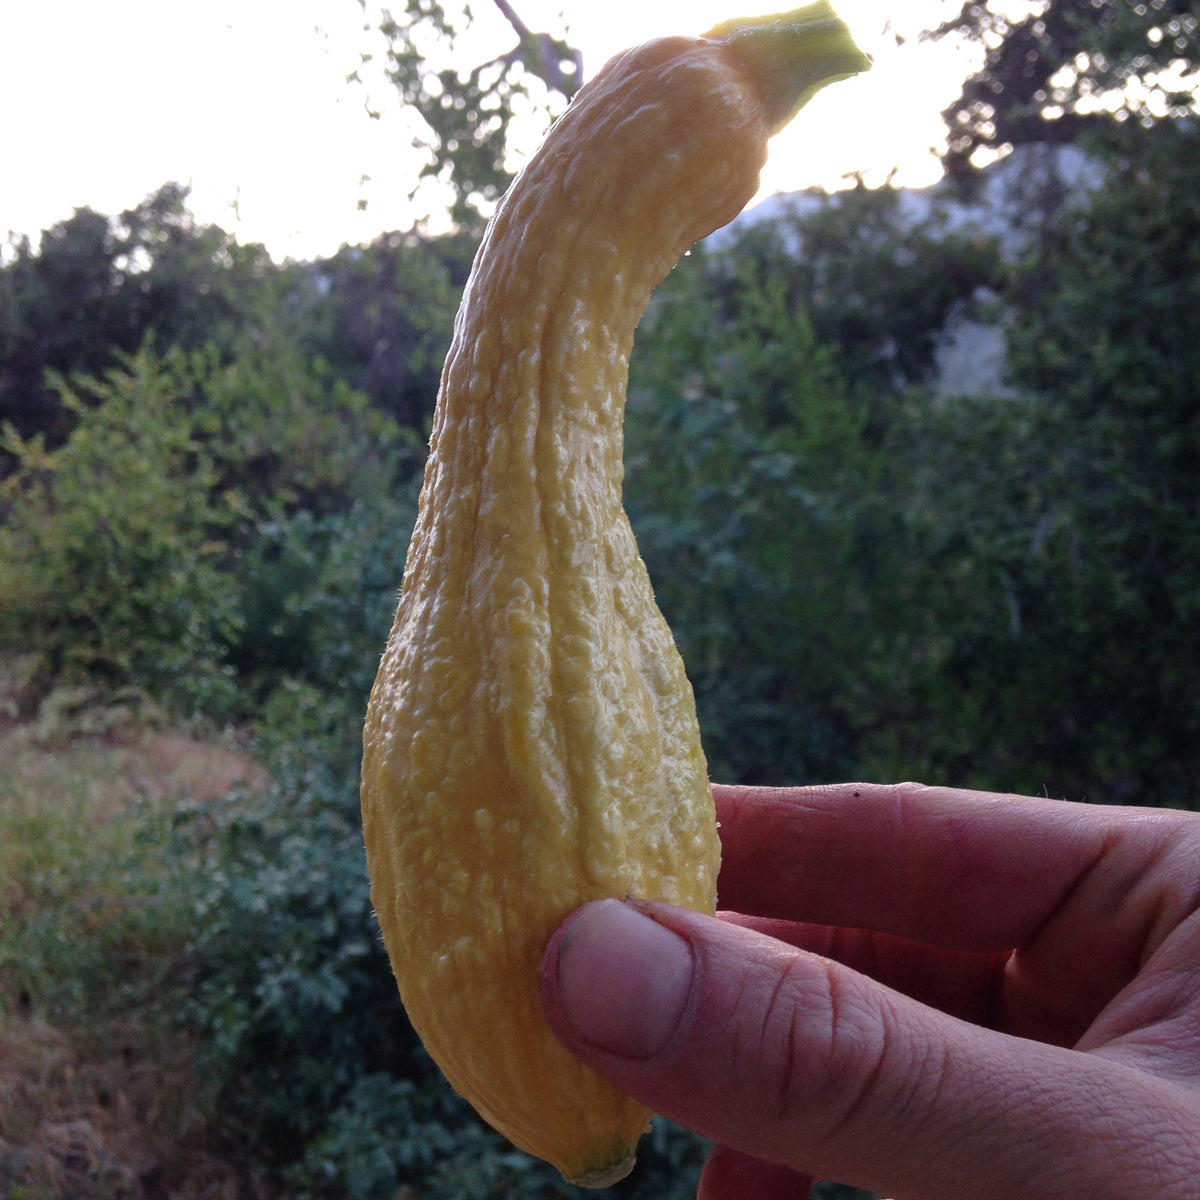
[538, 898, 1173, 1199]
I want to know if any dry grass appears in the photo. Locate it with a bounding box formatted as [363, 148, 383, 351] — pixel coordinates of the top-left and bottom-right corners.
[0, 1015, 263, 1200]
[0, 673, 273, 1199]
[1, 720, 271, 928]
[1, 724, 271, 818]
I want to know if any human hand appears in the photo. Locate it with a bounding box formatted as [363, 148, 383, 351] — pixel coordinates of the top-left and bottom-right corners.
[539, 782, 1200, 1198]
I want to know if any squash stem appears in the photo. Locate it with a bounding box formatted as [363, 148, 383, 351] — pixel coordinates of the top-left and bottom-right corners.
[706, 0, 872, 135]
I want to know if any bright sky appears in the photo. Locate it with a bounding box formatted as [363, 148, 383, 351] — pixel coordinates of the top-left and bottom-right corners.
[1, 0, 980, 263]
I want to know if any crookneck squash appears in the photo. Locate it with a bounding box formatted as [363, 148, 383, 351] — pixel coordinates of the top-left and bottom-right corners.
[361, 3, 869, 1186]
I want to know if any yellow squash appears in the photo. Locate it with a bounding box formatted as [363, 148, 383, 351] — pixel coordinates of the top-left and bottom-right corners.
[361, 3, 869, 1186]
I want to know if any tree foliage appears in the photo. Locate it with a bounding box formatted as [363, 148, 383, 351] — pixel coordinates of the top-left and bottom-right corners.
[620, 136, 1200, 809]
[0, 331, 416, 714]
[0, 183, 279, 448]
[936, 0, 1199, 173]
[990, 120, 1200, 801]
[729, 185, 1002, 400]
[627, 246, 874, 784]
[287, 227, 474, 428]
[0, 348, 241, 708]
[363, 0, 582, 229]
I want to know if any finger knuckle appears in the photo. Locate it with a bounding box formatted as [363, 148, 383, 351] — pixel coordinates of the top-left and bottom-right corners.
[755, 956, 893, 1133]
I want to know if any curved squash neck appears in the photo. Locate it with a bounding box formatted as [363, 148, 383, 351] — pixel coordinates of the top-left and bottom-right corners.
[412, 8, 869, 562]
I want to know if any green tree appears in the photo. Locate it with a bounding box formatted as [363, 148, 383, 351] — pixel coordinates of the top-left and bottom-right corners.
[936, 0, 1199, 174]
[625, 243, 889, 784]
[361, 0, 582, 230]
[620, 114, 1200, 811]
[0, 347, 242, 708]
[286, 227, 473, 429]
[0, 184, 470, 466]
[618, 186, 1003, 785]
[0, 183, 279, 449]
[854, 114, 1200, 809]
[730, 184, 1002, 402]
[0, 329, 418, 715]
[999, 120, 1200, 804]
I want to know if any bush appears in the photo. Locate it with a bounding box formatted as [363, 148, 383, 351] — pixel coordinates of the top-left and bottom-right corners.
[626, 245, 892, 785]
[0, 347, 241, 712]
[228, 493, 419, 714]
[0, 334, 422, 722]
[160, 711, 712, 1199]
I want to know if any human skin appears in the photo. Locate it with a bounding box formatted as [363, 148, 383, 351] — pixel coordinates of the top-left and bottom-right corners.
[539, 782, 1200, 1198]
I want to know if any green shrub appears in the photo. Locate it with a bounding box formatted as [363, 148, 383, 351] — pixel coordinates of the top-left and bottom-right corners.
[227, 493, 419, 714]
[0, 334, 422, 721]
[626, 246, 888, 785]
[160, 718, 710, 1199]
[0, 346, 241, 712]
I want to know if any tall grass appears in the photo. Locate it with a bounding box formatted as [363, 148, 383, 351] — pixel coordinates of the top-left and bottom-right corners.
[1, 733, 194, 1022]
[0, 723, 270, 1197]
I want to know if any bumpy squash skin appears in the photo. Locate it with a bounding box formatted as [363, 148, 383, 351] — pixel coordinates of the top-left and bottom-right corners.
[361, 6, 868, 1187]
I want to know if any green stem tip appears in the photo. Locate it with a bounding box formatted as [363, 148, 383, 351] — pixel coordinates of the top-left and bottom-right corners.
[707, 0, 872, 135]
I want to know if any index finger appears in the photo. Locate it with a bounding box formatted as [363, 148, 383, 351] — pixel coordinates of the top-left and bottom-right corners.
[713, 781, 1195, 956]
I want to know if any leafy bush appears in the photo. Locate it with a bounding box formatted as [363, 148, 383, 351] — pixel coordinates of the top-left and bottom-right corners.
[228, 493, 419, 714]
[0, 346, 242, 712]
[159, 711, 711, 1199]
[0, 332, 421, 721]
[626, 244, 895, 785]
[625, 169, 1200, 809]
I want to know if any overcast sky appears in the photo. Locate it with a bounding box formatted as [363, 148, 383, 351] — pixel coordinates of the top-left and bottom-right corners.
[1, 0, 980, 262]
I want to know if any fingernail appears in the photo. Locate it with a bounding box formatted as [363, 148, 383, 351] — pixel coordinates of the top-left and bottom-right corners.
[553, 898, 694, 1059]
